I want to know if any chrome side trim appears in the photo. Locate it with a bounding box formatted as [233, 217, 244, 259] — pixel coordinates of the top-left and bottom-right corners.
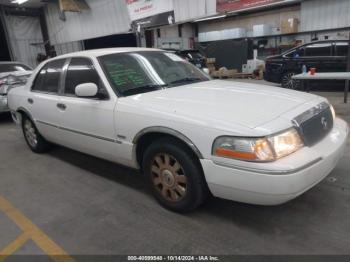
[133, 126, 204, 159]
[36, 120, 58, 129]
[213, 157, 323, 175]
[36, 120, 122, 144]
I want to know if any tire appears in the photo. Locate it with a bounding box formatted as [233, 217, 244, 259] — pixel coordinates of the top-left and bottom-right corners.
[142, 137, 209, 213]
[22, 115, 51, 153]
[281, 72, 301, 90]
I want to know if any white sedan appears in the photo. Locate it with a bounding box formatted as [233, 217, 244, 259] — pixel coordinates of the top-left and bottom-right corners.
[8, 48, 349, 212]
[0, 62, 32, 113]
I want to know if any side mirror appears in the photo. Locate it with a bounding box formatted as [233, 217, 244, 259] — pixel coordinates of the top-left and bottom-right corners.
[75, 83, 98, 97]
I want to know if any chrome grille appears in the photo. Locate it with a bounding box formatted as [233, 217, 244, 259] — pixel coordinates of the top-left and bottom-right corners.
[293, 102, 334, 146]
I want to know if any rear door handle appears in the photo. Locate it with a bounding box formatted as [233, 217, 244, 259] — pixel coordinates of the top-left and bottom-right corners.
[28, 98, 34, 104]
[57, 103, 67, 110]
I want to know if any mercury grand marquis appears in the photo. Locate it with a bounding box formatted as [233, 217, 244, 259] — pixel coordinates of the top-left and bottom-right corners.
[8, 48, 349, 212]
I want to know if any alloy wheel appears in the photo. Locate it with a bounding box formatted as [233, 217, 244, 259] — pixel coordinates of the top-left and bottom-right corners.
[150, 153, 187, 202]
[282, 72, 300, 89]
[24, 120, 38, 148]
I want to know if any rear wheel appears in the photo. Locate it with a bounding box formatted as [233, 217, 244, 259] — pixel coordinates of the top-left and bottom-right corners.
[22, 116, 51, 153]
[281, 72, 301, 90]
[142, 138, 208, 212]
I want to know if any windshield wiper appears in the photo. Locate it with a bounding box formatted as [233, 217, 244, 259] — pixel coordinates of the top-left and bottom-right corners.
[169, 77, 203, 85]
[122, 84, 168, 96]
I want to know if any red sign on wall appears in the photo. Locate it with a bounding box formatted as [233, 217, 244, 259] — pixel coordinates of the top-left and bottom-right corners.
[217, 0, 285, 13]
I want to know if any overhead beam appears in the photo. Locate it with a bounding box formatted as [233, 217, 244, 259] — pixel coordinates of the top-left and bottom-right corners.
[59, 0, 89, 12]
[2, 6, 41, 17]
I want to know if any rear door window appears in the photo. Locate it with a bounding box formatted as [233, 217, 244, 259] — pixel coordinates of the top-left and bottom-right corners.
[64, 57, 107, 97]
[304, 43, 332, 57]
[32, 59, 65, 93]
[335, 42, 349, 57]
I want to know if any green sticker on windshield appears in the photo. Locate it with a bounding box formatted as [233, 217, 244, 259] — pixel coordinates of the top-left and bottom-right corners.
[105, 62, 146, 89]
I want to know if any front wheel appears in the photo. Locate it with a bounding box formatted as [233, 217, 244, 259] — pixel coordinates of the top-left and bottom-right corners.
[281, 72, 301, 90]
[142, 138, 209, 212]
[22, 116, 51, 153]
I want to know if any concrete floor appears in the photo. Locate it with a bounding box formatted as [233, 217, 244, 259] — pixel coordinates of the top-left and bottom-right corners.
[0, 81, 350, 257]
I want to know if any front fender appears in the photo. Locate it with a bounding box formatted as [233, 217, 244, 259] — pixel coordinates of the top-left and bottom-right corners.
[133, 126, 204, 160]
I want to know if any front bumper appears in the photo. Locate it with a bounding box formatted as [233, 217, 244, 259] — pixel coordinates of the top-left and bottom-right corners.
[201, 118, 349, 205]
[0, 95, 9, 113]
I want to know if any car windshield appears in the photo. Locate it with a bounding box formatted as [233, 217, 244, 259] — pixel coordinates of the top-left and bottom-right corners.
[0, 63, 31, 73]
[99, 51, 210, 97]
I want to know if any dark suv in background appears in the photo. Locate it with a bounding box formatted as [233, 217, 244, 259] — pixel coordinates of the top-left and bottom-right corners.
[176, 50, 207, 69]
[163, 49, 208, 69]
[264, 40, 349, 89]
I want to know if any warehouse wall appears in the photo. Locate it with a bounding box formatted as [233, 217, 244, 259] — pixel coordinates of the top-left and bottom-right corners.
[4, 15, 45, 67]
[54, 41, 83, 56]
[154, 24, 195, 49]
[45, 0, 131, 45]
[301, 0, 350, 32]
[198, 6, 300, 42]
[174, 0, 216, 23]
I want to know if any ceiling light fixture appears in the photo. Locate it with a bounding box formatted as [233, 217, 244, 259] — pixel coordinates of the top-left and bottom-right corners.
[194, 15, 227, 22]
[11, 0, 30, 5]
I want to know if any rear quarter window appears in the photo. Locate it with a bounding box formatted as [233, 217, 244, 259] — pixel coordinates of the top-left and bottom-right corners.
[32, 59, 65, 93]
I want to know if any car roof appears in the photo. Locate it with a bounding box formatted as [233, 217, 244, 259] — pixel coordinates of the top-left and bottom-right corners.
[178, 50, 200, 52]
[304, 40, 349, 45]
[281, 40, 349, 55]
[53, 47, 163, 60]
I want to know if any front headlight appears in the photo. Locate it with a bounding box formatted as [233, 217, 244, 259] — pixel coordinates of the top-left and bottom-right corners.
[213, 128, 304, 162]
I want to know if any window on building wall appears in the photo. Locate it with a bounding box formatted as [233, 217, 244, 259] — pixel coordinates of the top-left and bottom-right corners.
[178, 25, 182, 38]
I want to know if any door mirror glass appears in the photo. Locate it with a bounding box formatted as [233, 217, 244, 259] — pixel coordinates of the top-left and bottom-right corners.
[75, 83, 98, 97]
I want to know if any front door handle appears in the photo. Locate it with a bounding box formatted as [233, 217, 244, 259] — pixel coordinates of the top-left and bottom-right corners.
[57, 103, 67, 110]
[28, 98, 34, 104]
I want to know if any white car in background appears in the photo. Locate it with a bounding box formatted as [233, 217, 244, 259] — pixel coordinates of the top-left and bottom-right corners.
[7, 48, 349, 212]
[0, 62, 32, 113]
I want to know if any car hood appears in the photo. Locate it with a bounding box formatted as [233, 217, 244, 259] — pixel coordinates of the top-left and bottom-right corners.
[121, 80, 320, 130]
